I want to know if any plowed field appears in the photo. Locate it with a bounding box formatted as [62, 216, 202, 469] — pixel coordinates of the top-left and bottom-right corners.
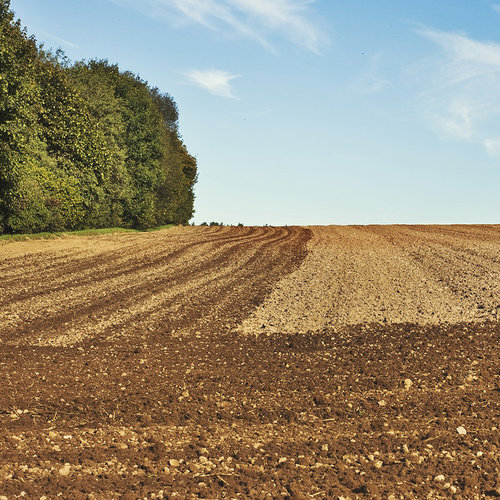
[0, 225, 499, 499]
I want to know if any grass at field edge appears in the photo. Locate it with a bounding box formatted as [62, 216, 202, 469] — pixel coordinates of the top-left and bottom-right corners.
[0, 224, 176, 244]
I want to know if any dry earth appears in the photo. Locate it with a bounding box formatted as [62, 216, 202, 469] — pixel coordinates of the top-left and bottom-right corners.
[0, 225, 499, 499]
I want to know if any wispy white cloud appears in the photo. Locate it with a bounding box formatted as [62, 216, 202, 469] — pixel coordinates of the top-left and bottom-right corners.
[38, 30, 79, 49]
[109, 0, 325, 52]
[356, 53, 394, 94]
[417, 27, 500, 158]
[492, 4, 500, 14]
[484, 138, 500, 158]
[183, 69, 241, 98]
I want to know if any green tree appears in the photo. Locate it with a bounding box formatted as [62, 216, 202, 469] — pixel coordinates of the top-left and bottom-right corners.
[67, 60, 131, 227]
[0, 0, 48, 232]
[0, 4, 197, 234]
[37, 53, 110, 229]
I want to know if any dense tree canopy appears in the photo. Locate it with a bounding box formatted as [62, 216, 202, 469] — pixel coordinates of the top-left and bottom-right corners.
[0, 0, 197, 233]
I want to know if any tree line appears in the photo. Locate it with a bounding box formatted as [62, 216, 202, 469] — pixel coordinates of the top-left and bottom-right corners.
[0, 0, 197, 234]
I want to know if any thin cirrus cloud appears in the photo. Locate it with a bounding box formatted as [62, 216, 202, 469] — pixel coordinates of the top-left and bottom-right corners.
[417, 27, 500, 158]
[183, 69, 241, 98]
[109, 0, 325, 53]
[38, 30, 79, 49]
[492, 4, 500, 14]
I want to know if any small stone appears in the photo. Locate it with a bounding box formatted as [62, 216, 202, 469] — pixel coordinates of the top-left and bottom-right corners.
[404, 378, 413, 390]
[117, 442, 128, 449]
[169, 459, 180, 467]
[374, 460, 383, 468]
[456, 426, 467, 435]
[378, 400, 386, 406]
[48, 431, 57, 439]
[450, 486, 457, 494]
[59, 464, 71, 476]
[434, 474, 445, 482]
[199, 456, 208, 464]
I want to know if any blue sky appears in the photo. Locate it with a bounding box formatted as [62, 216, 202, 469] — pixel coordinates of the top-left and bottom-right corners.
[10, 0, 500, 225]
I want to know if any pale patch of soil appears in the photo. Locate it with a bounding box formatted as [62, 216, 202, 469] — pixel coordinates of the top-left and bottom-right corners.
[240, 225, 500, 335]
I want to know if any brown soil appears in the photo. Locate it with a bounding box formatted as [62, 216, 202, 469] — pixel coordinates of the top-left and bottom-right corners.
[0, 225, 499, 499]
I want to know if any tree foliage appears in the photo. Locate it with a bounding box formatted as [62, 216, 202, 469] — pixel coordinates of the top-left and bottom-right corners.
[0, 1, 197, 234]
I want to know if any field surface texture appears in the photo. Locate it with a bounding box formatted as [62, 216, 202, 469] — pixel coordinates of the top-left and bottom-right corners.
[0, 225, 499, 499]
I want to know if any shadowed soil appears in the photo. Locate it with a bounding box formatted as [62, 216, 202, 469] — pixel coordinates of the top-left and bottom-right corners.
[0, 225, 499, 499]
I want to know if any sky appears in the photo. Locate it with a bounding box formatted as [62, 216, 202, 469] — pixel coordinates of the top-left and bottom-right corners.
[9, 0, 500, 225]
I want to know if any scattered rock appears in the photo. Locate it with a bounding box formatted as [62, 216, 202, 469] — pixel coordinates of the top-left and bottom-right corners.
[59, 464, 71, 476]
